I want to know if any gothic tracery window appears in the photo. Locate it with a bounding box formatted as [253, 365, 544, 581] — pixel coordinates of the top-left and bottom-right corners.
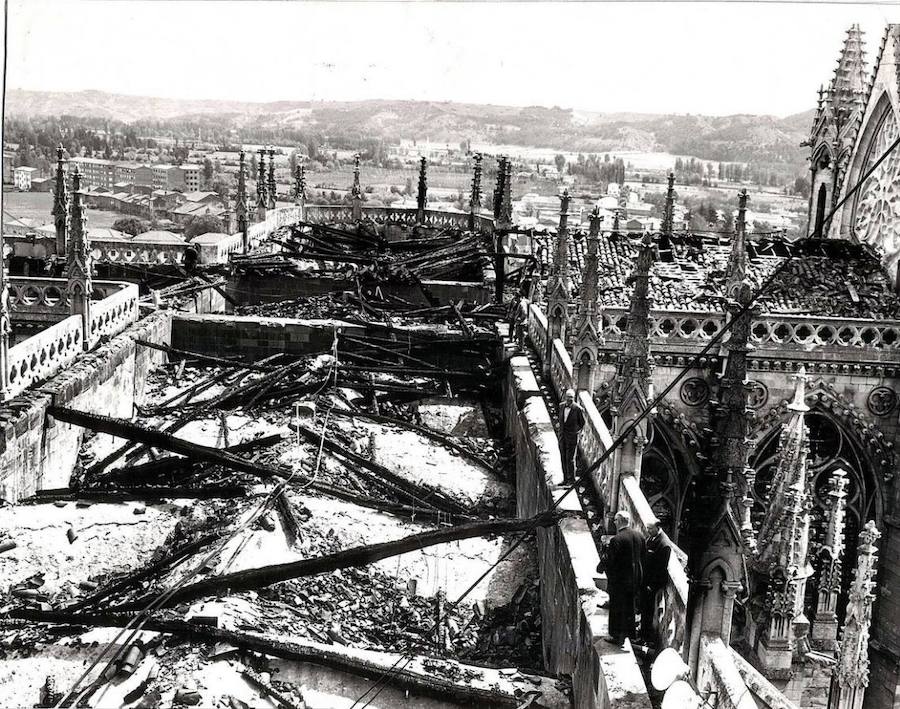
[853, 103, 900, 261]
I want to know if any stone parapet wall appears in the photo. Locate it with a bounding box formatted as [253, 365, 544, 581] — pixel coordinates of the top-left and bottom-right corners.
[505, 354, 650, 709]
[697, 635, 760, 709]
[0, 311, 171, 503]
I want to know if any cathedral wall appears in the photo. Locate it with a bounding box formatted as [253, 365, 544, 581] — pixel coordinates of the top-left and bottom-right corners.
[504, 354, 652, 709]
[0, 311, 171, 503]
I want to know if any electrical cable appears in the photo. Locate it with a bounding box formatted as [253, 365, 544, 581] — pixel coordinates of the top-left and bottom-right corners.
[347, 131, 900, 709]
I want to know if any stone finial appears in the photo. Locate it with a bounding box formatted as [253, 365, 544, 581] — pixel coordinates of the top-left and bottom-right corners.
[256, 148, 268, 219]
[294, 160, 306, 206]
[835, 520, 880, 701]
[66, 166, 93, 350]
[416, 156, 428, 222]
[470, 153, 483, 211]
[351, 153, 362, 199]
[500, 158, 513, 226]
[726, 189, 750, 298]
[492, 156, 506, 222]
[662, 172, 676, 236]
[52, 143, 69, 265]
[266, 147, 276, 210]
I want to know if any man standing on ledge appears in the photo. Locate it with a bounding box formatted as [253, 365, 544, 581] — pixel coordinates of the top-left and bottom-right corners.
[604, 510, 645, 646]
[559, 388, 585, 485]
[640, 518, 673, 644]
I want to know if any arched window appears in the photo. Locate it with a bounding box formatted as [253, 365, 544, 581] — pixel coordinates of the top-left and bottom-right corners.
[577, 351, 592, 391]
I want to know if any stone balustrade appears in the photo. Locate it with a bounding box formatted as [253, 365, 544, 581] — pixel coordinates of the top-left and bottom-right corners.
[197, 233, 243, 265]
[600, 307, 900, 353]
[87, 282, 140, 349]
[9, 278, 139, 325]
[528, 303, 549, 365]
[4, 281, 139, 400]
[6, 314, 84, 397]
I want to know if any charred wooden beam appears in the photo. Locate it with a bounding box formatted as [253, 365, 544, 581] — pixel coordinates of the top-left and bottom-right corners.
[133, 339, 278, 373]
[8, 615, 523, 707]
[113, 510, 572, 610]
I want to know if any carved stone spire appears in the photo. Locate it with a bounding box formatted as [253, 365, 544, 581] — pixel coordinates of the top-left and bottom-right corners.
[727, 189, 749, 293]
[811, 468, 848, 651]
[542, 190, 573, 372]
[468, 153, 483, 231]
[612, 208, 622, 237]
[351, 153, 362, 221]
[266, 147, 276, 210]
[687, 192, 756, 663]
[66, 166, 93, 351]
[499, 159, 513, 226]
[832, 520, 880, 709]
[831, 24, 868, 115]
[236, 150, 250, 252]
[606, 232, 655, 517]
[662, 172, 676, 237]
[52, 144, 69, 269]
[756, 368, 813, 670]
[294, 161, 306, 206]
[416, 156, 428, 224]
[492, 157, 505, 222]
[256, 148, 268, 221]
[571, 207, 604, 393]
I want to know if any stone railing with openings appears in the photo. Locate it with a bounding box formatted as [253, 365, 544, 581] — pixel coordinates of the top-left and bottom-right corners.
[197, 233, 243, 265]
[527, 303, 548, 365]
[4, 281, 139, 399]
[90, 239, 185, 266]
[9, 278, 140, 324]
[6, 315, 84, 398]
[87, 282, 140, 349]
[600, 307, 900, 353]
[301, 204, 495, 234]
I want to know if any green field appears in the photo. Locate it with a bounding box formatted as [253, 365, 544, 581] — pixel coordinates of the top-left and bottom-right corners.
[3, 190, 126, 229]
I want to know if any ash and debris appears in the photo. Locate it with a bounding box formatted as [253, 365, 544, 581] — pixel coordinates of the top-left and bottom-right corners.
[560, 230, 900, 318]
[1, 312, 561, 708]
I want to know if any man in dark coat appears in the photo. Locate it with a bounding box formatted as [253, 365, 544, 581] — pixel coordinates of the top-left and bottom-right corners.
[640, 518, 673, 643]
[559, 388, 585, 485]
[603, 510, 645, 646]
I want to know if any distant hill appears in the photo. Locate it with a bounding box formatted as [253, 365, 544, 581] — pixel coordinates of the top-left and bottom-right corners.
[5, 89, 814, 169]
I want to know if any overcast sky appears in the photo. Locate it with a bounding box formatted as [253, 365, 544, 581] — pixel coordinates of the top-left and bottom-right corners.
[5, 1, 900, 117]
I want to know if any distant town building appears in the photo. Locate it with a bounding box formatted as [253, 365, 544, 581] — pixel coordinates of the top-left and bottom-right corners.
[13, 166, 38, 191]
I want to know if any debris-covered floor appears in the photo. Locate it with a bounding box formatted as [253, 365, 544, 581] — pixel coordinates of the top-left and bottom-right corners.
[1, 309, 569, 708]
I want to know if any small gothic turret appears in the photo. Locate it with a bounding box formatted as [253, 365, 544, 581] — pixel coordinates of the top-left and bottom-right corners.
[468, 153, 483, 231]
[351, 153, 362, 221]
[811, 468, 849, 650]
[607, 231, 655, 515]
[806, 25, 868, 239]
[266, 147, 276, 211]
[571, 207, 604, 393]
[662, 172, 676, 237]
[612, 208, 622, 238]
[544, 190, 573, 370]
[493, 156, 507, 222]
[52, 144, 68, 270]
[416, 156, 428, 224]
[66, 167, 93, 351]
[756, 368, 813, 671]
[727, 189, 750, 294]
[256, 148, 268, 221]
[499, 159, 513, 226]
[832, 520, 880, 709]
[687, 191, 756, 669]
[236, 150, 250, 253]
[294, 160, 307, 223]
